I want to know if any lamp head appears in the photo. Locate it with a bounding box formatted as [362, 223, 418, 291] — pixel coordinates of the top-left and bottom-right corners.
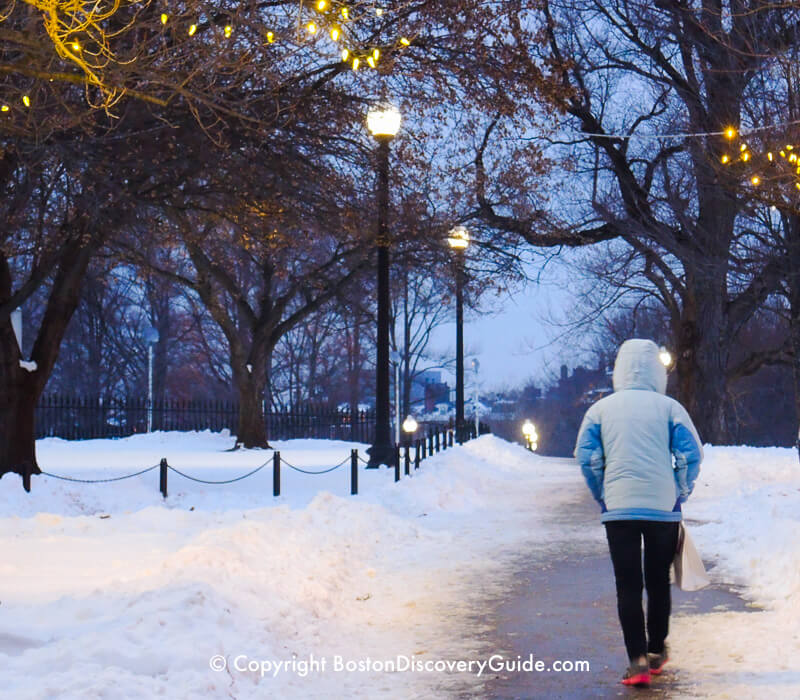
[402, 415, 418, 434]
[367, 102, 401, 138]
[447, 225, 470, 250]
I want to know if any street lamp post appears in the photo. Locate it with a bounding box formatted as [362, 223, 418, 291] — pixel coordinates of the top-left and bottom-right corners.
[143, 326, 159, 433]
[366, 102, 401, 468]
[391, 349, 401, 446]
[447, 226, 469, 444]
[471, 358, 480, 437]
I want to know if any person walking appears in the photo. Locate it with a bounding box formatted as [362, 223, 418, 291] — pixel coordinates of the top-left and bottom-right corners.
[574, 339, 703, 687]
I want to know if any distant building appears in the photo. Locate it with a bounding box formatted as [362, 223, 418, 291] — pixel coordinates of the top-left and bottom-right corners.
[424, 380, 450, 412]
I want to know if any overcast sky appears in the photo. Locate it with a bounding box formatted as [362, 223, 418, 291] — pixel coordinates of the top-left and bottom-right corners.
[429, 257, 593, 393]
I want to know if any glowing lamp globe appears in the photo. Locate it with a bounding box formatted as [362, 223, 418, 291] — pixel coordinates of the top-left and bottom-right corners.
[402, 415, 418, 434]
[366, 103, 401, 138]
[447, 225, 470, 250]
[522, 420, 538, 451]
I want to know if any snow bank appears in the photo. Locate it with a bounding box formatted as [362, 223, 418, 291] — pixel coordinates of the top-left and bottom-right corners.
[0, 432, 580, 699]
[687, 445, 800, 608]
[671, 445, 800, 699]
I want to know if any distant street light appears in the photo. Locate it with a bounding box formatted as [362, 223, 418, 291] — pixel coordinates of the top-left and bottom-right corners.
[391, 349, 401, 446]
[402, 415, 418, 445]
[143, 326, 159, 433]
[448, 225, 470, 443]
[659, 347, 673, 368]
[471, 358, 480, 437]
[522, 419, 538, 451]
[366, 101, 401, 468]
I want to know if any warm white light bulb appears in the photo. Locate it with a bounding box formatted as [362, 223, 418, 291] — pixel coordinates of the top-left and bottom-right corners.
[447, 225, 470, 250]
[402, 416, 418, 433]
[366, 102, 401, 137]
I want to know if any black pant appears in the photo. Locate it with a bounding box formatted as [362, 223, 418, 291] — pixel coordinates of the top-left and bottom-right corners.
[604, 520, 679, 661]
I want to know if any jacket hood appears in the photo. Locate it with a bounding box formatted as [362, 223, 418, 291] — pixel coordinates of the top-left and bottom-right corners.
[612, 339, 667, 394]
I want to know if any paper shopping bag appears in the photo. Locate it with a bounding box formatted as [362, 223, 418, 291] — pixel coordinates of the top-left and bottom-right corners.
[672, 522, 710, 591]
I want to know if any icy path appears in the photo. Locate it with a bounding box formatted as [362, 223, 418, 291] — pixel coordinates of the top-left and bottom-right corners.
[476, 490, 756, 699]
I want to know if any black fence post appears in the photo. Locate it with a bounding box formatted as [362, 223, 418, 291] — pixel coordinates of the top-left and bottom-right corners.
[404, 445, 410, 475]
[159, 458, 168, 499]
[394, 445, 400, 482]
[414, 441, 420, 470]
[273, 451, 281, 497]
[435, 430, 440, 453]
[351, 449, 358, 495]
[449, 430, 454, 447]
[442, 428, 447, 451]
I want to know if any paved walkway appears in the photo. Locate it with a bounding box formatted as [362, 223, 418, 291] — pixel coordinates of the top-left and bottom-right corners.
[472, 491, 751, 699]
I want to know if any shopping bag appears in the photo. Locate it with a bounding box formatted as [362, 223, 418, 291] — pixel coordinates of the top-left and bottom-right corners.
[672, 522, 710, 591]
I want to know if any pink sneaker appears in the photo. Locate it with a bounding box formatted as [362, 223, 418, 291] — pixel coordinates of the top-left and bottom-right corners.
[622, 661, 651, 686]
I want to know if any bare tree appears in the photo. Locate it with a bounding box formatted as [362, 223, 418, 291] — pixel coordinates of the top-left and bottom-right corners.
[469, 0, 800, 442]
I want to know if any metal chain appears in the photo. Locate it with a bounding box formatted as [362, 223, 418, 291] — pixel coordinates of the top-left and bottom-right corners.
[279, 455, 350, 475]
[40, 464, 161, 483]
[39, 445, 409, 487]
[167, 462, 268, 484]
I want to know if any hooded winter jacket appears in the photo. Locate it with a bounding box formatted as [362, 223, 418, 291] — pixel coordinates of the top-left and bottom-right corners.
[574, 339, 703, 523]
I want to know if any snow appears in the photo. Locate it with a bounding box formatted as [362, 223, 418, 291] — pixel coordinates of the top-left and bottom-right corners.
[670, 445, 800, 698]
[2, 432, 799, 698]
[0, 432, 579, 699]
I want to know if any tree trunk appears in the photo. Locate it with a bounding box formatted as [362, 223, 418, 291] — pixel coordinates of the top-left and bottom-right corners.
[674, 269, 730, 445]
[1, 230, 98, 484]
[0, 322, 40, 488]
[233, 365, 269, 448]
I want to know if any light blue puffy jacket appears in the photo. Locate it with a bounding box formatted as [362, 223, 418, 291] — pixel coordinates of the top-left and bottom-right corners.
[574, 339, 703, 523]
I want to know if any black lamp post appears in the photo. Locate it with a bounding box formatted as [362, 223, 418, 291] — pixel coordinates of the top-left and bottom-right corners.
[366, 102, 401, 468]
[143, 326, 159, 433]
[447, 225, 469, 443]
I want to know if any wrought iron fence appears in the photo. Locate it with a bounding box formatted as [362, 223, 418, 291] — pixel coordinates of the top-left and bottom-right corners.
[35, 395, 377, 443]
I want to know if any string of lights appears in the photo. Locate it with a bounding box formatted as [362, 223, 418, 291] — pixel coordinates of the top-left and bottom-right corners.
[565, 120, 800, 192]
[574, 119, 800, 142]
[717, 125, 800, 191]
[157, 1, 415, 71]
[1, 1, 416, 111]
